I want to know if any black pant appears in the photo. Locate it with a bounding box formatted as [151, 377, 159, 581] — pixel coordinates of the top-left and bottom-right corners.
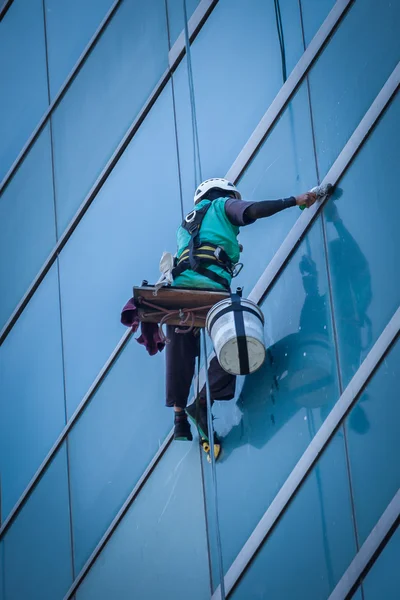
[165, 325, 236, 408]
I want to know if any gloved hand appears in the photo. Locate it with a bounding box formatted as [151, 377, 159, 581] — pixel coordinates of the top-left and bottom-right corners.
[295, 191, 317, 209]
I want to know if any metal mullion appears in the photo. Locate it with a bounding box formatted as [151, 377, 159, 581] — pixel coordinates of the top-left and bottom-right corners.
[226, 0, 354, 184]
[41, 0, 77, 581]
[328, 489, 400, 600]
[212, 309, 400, 599]
[248, 62, 400, 306]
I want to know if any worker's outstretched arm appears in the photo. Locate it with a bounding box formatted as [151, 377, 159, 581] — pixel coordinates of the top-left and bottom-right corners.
[244, 192, 317, 221]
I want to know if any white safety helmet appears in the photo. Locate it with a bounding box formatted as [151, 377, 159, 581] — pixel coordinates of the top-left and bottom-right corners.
[194, 178, 241, 205]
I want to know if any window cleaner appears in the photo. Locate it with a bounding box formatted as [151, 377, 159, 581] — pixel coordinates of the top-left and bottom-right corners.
[165, 177, 326, 459]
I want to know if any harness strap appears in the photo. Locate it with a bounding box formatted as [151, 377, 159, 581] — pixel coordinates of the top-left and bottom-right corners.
[174, 202, 234, 290]
[230, 293, 250, 374]
[207, 303, 262, 333]
[184, 202, 212, 270]
[194, 265, 231, 290]
[177, 243, 233, 269]
[172, 260, 230, 290]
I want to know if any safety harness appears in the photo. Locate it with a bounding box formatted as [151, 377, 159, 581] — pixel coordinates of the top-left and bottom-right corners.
[172, 202, 240, 291]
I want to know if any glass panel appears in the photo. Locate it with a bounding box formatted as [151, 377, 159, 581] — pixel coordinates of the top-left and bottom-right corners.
[0, 264, 66, 519]
[0, 0, 49, 181]
[345, 339, 400, 545]
[231, 433, 357, 599]
[68, 337, 171, 572]
[58, 83, 182, 416]
[1, 446, 73, 600]
[166, 0, 201, 48]
[205, 218, 341, 578]
[51, 0, 169, 232]
[173, 0, 305, 214]
[363, 527, 400, 600]
[324, 92, 400, 386]
[235, 83, 317, 294]
[44, 0, 115, 99]
[76, 441, 210, 600]
[0, 124, 56, 330]
[299, 0, 336, 46]
[308, 0, 400, 177]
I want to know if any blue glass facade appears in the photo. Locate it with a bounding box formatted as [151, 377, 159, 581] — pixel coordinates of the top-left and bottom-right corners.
[0, 1, 398, 599]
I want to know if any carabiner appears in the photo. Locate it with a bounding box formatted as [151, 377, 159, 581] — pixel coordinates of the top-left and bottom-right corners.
[232, 263, 244, 277]
[185, 210, 196, 223]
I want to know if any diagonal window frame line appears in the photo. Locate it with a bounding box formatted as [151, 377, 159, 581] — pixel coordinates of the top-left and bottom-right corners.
[0, 1, 396, 563]
[225, 0, 354, 184]
[0, 0, 13, 21]
[0, 0, 222, 533]
[248, 61, 400, 306]
[0, 0, 349, 347]
[55, 65, 400, 600]
[0, 0, 218, 198]
[0, 0, 123, 191]
[0, 329, 131, 538]
[0, 0, 220, 344]
[62, 427, 175, 600]
[212, 309, 400, 600]
[328, 489, 400, 600]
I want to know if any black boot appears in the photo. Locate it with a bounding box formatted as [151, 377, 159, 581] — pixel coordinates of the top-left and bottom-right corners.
[186, 401, 209, 441]
[174, 411, 193, 441]
[186, 402, 221, 461]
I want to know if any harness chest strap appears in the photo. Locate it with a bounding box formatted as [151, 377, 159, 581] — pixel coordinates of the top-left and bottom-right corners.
[172, 203, 236, 290]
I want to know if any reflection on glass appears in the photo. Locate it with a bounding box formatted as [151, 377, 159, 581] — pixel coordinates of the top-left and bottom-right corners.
[204, 220, 342, 581]
[325, 200, 372, 432]
[235, 84, 317, 293]
[324, 92, 400, 389]
[218, 225, 336, 462]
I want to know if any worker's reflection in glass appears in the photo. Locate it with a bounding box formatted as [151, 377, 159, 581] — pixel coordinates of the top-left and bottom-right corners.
[218, 200, 372, 459]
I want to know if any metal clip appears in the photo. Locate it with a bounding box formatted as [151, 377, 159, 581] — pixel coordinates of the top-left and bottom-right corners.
[214, 246, 222, 261]
[232, 263, 244, 277]
[185, 210, 196, 223]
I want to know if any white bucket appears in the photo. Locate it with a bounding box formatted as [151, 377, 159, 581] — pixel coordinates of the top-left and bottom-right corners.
[206, 296, 265, 375]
